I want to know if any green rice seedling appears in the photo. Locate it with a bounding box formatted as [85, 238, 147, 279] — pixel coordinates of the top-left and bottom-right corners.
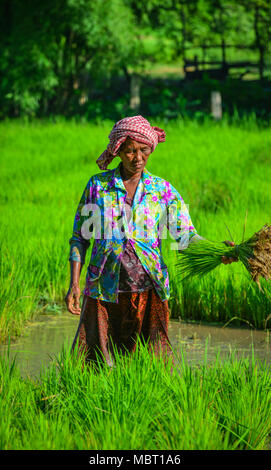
[176, 224, 271, 288]
[206, 351, 271, 450]
[1, 340, 271, 450]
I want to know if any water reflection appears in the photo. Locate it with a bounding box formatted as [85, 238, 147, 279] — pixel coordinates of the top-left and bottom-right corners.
[0, 313, 79, 379]
[1, 313, 270, 378]
[169, 320, 271, 366]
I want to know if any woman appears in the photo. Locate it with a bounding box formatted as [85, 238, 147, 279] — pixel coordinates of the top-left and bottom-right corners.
[65, 115, 236, 365]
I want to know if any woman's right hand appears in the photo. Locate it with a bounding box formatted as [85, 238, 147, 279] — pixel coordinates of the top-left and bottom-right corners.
[65, 283, 81, 315]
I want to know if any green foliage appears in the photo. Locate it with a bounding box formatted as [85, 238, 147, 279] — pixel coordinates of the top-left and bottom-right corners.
[0, 0, 138, 117]
[1, 0, 271, 118]
[1, 342, 271, 449]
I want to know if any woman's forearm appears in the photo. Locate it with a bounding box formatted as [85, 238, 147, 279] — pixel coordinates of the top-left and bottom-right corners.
[68, 241, 88, 287]
[66, 261, 82, 315]
[70, 260, 82, 287]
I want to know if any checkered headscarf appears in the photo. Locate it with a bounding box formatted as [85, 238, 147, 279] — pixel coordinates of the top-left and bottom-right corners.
[96, 115, 166, 170]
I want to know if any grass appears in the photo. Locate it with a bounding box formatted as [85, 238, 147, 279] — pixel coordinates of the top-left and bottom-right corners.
[0, 116, 271, 341]
[0, 340, 271, 450]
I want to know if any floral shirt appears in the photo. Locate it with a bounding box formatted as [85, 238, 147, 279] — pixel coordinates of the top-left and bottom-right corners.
[118, 196, 154, 292]
[69, 163, 199, 303]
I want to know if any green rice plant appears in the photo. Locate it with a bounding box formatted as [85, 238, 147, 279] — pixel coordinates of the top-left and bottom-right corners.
[1, 340, 271, 450]
[210, 356, 271, 450]
[176, 224, 271, 287]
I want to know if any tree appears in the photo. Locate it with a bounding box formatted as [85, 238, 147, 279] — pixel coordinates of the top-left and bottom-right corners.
[250, 0, 271, 80]
[0, 0, 138, 117]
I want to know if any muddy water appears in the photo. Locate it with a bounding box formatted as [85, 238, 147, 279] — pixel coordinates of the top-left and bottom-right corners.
[168, 320, 271, 365]
[1, 312, 270, 378]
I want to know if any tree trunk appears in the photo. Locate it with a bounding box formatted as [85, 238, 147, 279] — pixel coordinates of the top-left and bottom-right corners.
[180, 4, 187, 78]
[259, 45, 264, 81]
[221, 37, 226, 67]
[54, 28, 75, 114]
[254, 5, 265, 81]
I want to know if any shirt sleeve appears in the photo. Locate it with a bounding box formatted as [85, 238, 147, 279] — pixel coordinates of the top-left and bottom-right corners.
[166, 184, 200, 250]
[69, 178, 93, 265]
[189, 233, 205, 243]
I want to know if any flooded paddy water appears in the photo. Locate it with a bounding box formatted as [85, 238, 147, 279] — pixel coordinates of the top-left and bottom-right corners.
[1, 312, 270, 378]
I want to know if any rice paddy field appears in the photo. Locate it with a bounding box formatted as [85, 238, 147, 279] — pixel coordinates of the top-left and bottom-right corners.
[1, 341, 271, 450]
[1, 116, 271, 451]
[1, 116, 271, 341]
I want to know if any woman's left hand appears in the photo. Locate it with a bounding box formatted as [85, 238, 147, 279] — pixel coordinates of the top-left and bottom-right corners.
[221, 240, 239, 265]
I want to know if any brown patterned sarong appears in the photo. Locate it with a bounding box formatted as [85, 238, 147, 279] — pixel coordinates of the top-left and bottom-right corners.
[71, 289, 172, 366]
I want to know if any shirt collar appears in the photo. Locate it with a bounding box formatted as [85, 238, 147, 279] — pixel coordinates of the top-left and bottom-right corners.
[108, 162, 155, 195]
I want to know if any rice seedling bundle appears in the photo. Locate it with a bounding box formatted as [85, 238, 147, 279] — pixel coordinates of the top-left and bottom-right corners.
[176, 224, 271, 287]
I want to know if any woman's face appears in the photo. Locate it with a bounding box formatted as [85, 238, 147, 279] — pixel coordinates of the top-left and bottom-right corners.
[118, 138, 152, 176]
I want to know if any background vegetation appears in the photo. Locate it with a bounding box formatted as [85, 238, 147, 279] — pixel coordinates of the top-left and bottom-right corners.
[1, 0, 271, 121]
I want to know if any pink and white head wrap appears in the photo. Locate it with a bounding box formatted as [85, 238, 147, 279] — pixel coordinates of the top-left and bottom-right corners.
[96, 115, 166, 170]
